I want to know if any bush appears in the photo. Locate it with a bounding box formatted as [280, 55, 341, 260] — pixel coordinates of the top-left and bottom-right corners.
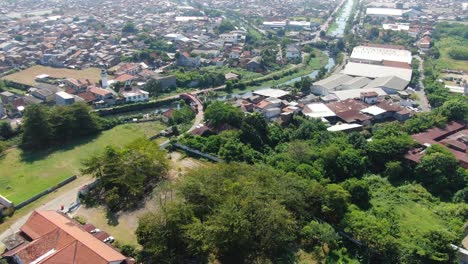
[448, 46, 468, 60]
[73, 215, 87, 225]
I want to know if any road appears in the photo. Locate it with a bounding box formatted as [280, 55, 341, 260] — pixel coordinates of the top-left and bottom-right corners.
[413, 55, 431, 112]
[0, 178, 94, 242]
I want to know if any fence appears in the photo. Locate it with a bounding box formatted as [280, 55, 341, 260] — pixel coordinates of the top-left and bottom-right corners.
[172, 143, 222, 162]
[95, 97, 179, 116]
[14, 175, 77, 210]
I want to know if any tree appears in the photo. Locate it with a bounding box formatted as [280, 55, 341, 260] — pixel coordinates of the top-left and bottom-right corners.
[81, 138, 169, 211]
[137, 202, 201, 264]
[170, 104, 195, 125]
[383, 161, 403, 182]
[368, 27, 380, 40]
[138, 163, 312, 263]
[144, 78, 164, 97]
[320, 30, 326, 38]
[122, 22, 137, 33]
[440, 98, 468, 121]
[204, 101, 244, 128]
[415, 145, 466, 198]
[21, 104, 51, 150]
[218, 20, 235, 34]
[342, 178, 370, 209]
[301, 220, 340, 252]
[321, 184, 350, 224]
[239, 112, 269, 150]
[294, 76, 312, 94]
[0, 121, 13, 139]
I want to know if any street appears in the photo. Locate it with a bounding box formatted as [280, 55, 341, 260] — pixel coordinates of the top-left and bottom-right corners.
[413, 55, 431, 112]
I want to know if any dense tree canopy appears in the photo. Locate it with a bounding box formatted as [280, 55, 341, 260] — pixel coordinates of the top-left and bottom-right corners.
[81, 138, 168, 211]
[21, 103, 100, 150]
[204, 101, 244, 128]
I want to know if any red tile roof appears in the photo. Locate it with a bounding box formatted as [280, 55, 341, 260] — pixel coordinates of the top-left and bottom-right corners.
[3, 211, 126, 264]
[114, 74, 135, 83]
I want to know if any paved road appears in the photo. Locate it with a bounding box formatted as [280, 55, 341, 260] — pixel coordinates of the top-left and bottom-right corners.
[413, 55, 431, 112]
[0, 178, 93, 242]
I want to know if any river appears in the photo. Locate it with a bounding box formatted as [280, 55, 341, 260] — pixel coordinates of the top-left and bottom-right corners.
[214, 52, 336, 101]
[329, 0, 355, 38]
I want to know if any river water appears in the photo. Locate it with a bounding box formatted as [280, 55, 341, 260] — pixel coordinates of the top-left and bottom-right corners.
[329, 0, 355, 38]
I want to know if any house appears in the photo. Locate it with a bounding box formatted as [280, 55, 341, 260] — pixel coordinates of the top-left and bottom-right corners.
[0, 91, 16, 104]
[176, 52, 201, 68]
[417, 36, 431, 52]
[286, 45, 301, 60]
[246, 56, 262, 72]
[151, 74, 177, 90]
[64, 78, 90, 93]
[1, 210, 132, 264]
[55, 91, 75, 105]
[360, 91, 379, 104]
[405, 122, 467, 168]
[225, 72, 239, 81]
[119, 86, 149, 103]
[89, 86, 115, 105]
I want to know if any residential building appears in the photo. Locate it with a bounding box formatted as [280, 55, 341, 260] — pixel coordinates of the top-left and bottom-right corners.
[119, 86, 149, 102]
[55, 91, 75, 105]
[286, 45, 301, 60]
[1, 210, 132, 264]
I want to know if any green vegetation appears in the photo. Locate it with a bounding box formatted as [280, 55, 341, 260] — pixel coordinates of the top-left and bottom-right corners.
[448, 46, 468, 60]
[432, 22, 468, 71]
[217, 20, 235, 34]
[174, 70, 225, 88]
[21, 103, 101, 150]
[81, 138, 169, 212]
[0, 122, 166, 204]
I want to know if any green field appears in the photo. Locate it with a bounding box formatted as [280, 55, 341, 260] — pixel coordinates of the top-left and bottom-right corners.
[435, 37, 468, 72]
[0, 122, 166, 204]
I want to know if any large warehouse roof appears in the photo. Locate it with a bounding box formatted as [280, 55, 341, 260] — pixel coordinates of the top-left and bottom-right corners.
[366, 8, 404, 16]
[253, 88, 290, 98]
[350, 46, 412, 64]
[341, 62, 412, 81]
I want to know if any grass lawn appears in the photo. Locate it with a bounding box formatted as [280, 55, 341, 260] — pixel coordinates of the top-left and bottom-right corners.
[0, 122, 167, 204]
[2, 65, 101, 86]
[435, 38, 468, 72]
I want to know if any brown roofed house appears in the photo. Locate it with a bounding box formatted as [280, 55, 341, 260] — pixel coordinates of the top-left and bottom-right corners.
[1, 210, 133, 264]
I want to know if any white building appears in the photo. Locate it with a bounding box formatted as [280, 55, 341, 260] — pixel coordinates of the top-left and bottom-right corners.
[120, 87, 149, 102]
[350, 45, 412, 65]
[342, 62, 412, 82]
[286, 45, 301, 60]
[303, 103, 336, 119]
[366, 8, 404, 17]
[219, 33, 240, 44]
[55, 91, 75, 106]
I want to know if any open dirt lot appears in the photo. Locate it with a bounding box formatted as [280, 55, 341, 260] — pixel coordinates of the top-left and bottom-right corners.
[2, 65, 101, 86]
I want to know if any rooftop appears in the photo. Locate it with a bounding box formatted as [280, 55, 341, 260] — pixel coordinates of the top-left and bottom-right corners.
[341, 62, 412, 82]
[303, 103, 336, 119]
[350, 45, 412, 64]
[253, 88, 290, 98]
[2, 210, 127, 264]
